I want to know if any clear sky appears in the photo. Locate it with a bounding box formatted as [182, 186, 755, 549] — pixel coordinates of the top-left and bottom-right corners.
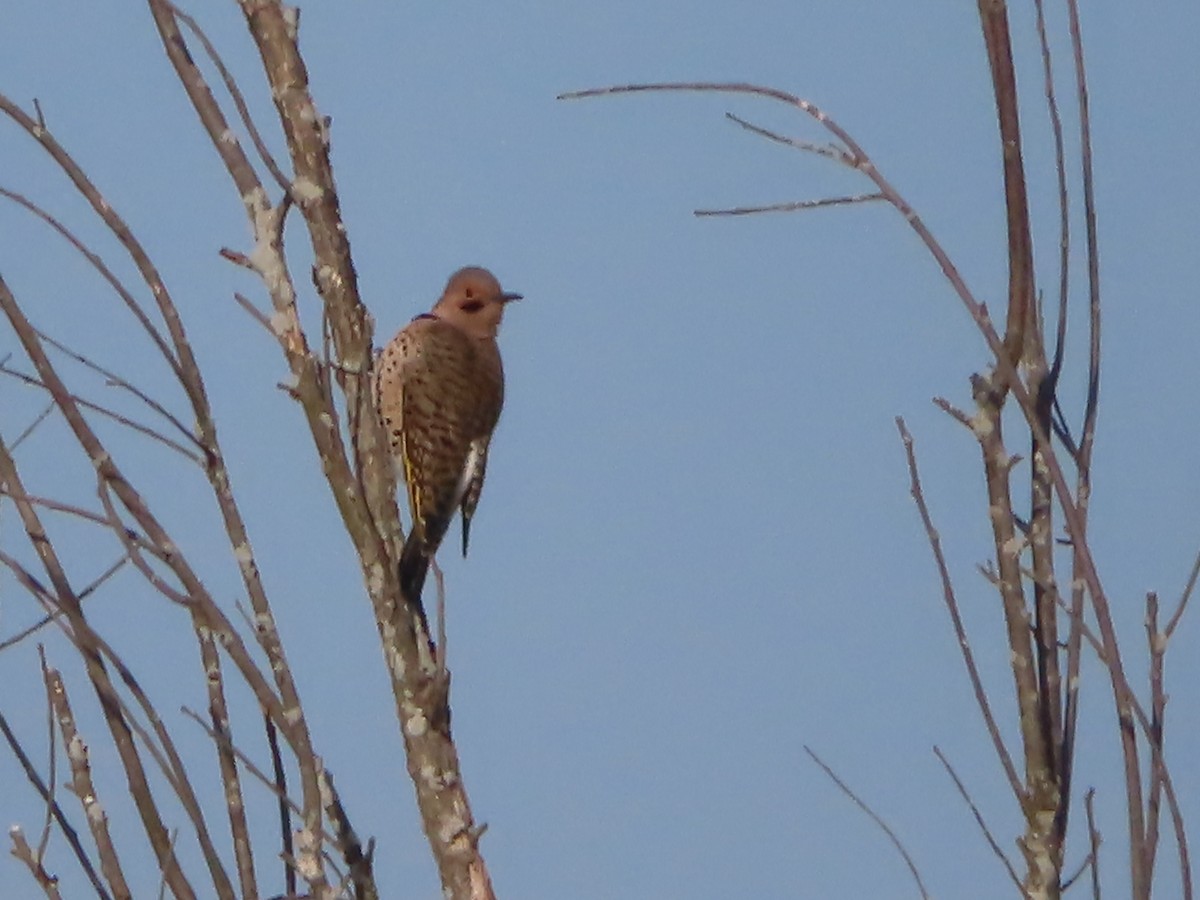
[1, 2, 1198, 898]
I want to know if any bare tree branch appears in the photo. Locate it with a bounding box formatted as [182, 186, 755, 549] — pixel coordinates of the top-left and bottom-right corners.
[43, 664, 132, 899]
[934, 746, 1029, 898]
[805, 746, 931, 900]
[695, 192, 884, 217]
[0, 708, 109, 898]
[0, 424, 195, 897]
[9, 826, 65, 900]
[896, 417, 1022, 798]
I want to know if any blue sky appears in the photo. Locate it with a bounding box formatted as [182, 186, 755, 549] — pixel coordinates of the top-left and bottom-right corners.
[1, 2, 1198, 898]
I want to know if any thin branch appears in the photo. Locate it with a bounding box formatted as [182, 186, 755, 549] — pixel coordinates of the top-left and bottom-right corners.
[0, 427, 195, 898]
[1060, 848, 1096, 892]
[1055, 593, 1193, 899]
[558, 83, 989, 349]
[199, 626, 259, 900]
[96, 481, 192, 607]
[975, 0, 1037, 367]
[0, 363, 202, 464]
[49, 586, 241, 900]
[0, 553, 129, 653]
[433, 560, 448, 679]
[896, 417, 1023, 798]
[1, 266, 310, 842]
[1067, 0, 1102, 473]
[1032, 0, 1071, 389]
[234, 291, 275, 335]
[166, 0, 292, 193]
[934, 746, 1029, 898]
[11, 401, 55, 451]
[1064, 3, 1110, 881]
[1145, 593, 1165, 884]
[180, 708, 303, 821]
[1085, 789, 1102, 900]
[804, 746, 930, 900]
[146, 11, 335, 878]
[44, 666, 132, 899]
[36, 329, 203, 453]
[1165, 546, 1199, 640]
[0, 183, 182, 379]
[0, 709, 110, 898]
[9, 827, 64, 900]
[723, 112, 854, 165]
[695, 192, 884, 217]
[36, 647, 58, 862]
[266, 712, 296, 899]
[320, 769, 377, 900]
[183, 705, 374, 892]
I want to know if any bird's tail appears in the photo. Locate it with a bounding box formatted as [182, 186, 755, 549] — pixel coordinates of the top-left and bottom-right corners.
[398, 536, 431, 633]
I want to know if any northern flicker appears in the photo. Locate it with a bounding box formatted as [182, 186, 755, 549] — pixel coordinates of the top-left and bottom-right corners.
[375, 266, 521, 605]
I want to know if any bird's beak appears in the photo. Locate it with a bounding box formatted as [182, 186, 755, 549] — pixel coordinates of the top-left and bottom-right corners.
[500, 291, 523, 303]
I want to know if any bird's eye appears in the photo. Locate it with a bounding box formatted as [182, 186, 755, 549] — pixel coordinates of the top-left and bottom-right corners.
[461, 300, 485, 313]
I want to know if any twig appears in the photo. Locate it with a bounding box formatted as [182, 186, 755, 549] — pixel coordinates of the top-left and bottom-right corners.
[896, 417, 1022, 799]
[1032, 0, 1071, 390]
[266, 713, 296, 899]
[182, 708, 304, 822]
[1165, 547, 1199, 640]
[1055, 595, 1193, 899]
[43, 666, 132, 899]
[36, 330, 202, 452]
[200, 626, 259, 900]
[36, 647, 58, 861]
[1145, 593, 1165, 883]
[166, 0, 292, 193]
[1063, 0, 1110, 878]
[0, 427, 195, 897]
[0, 363, 202, 463]
[0, 710, 109, 898]
[0, 184, 182, 379]
[433, 559, 447, 676]
[0, 553, 129, 653]
[96, 481, 191, 606]
[804, 746, 930, 900]
[933, 746, 1029, 898]
[9, 826, 64, 900]
[695, 192, 884, 217]
[320, 769, 378, 900]
[234, 291, 275, 335]
[145, 10, 334, 878]
[975, 0, 1037, 367]
[1066, 0, 1102, 473]
[723, 112, 853, 164]
[1060, 848, 1096, 891]
[11, 401, 55, 451]
[182, 706, 369, 883]
[1085, 789, 1102, 900]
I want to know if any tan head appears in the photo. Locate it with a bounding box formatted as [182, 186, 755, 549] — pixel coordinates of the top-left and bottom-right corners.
[432, 266, 522, 339]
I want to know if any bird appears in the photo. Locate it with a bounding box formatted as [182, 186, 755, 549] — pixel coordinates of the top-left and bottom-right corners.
[374, 266, 521, 608]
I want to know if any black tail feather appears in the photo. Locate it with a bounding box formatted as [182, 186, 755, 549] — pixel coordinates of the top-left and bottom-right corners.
[398, 536, 431, 634]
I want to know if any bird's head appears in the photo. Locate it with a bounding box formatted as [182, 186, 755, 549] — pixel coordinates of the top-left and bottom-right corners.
[433, 266, 522, 339]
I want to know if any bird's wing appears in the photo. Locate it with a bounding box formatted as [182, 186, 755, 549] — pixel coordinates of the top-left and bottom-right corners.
[458, 436, 490, 557]
[395, 319, 480, 553]
[458, 343, 504, 557]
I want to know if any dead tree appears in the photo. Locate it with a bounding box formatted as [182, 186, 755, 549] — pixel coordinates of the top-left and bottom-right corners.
[1, 2, 492, 897]
[561, 2, 1190, 898]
